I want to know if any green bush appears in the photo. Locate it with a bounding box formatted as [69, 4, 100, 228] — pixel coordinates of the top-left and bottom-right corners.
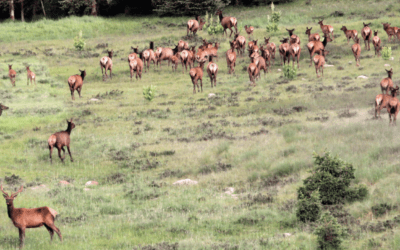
[371, 203, 393, 217]
[296, 190, 322, 222]
[143, 85, 157, 101]
[73, 30, 86, 51]
[283, 65, 297, 79]
[207, 25, 224, 35]
[265, 4, 281, 33]
[314, 212, 347, 250]
[382, 47, 391, 60]
[266, 22, 279, 33]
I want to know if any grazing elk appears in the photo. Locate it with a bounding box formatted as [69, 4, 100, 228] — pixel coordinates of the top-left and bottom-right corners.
[340, 26, 358, 44]
[289, 37, 301, 69]
[187, 16, 205, 36]
[128, 46, 139, 62]
[0, 103, 9, 116]
[250, 51, 268, 77]
[318, 19, 334, 40]
[234, 33, 246, 56]
[286, 28, 300, 45]
[351, 37, 361, 67]
[207, 55, 218, 88]
[247, 62, 259, 86]
[226, 41, 237, 74]
[244, 25, 254, 38]
[313, 49, 329, 78]
[307, 35, 332, 67]
[387, 86, 400, 126]
[361, 22, 372, 50]
[130, 57, 143, 81]
[264, 37, 276, 66]
[305, 27, 320, 41]
[1, 185, 62, 248]
[279, 38, 290, 66]
[100, 50, 113, 80]
[8, 64, 16, 87]
[177, 40, 189, 52]
[382, 23, 396, 42]
[67, 69, 86, 100]
[373, 31, 382, 57]
[189, 61, 206, 94]
[216, 10, 238, 37]
[141, 41, 157, 73]
[48, 118, 75, 164]
[380, 68, 394, 95]
[375, 86, 398, 119]
[26, 66, 36, 86]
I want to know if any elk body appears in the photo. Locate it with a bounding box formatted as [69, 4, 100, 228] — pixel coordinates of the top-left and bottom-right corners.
[26, 66, 36, 86]
[1, 186, 62, 248]
[340, 26, 358, 44]
[244, 25, 254, 38]
[305, 27, 320, 41]
[264, 37, 276, 66]
[288, 37, 301, 69]
[8, 64, 16, 87]
[187, 16, 205, 36]
[307, 35, 332, 67]
[373, 31, 382, 57]
[279, 38, 290, 66]
[216, 10, 238, 37]
[130, 57, 143, 81]
[286, 29, 300, 45]
[313, 49, 329, 78]
[382, 23, 396, 42]
[177, 40, 189, 52]
[189, 61, 205, 94]
[141, 41, 156, 73]
[180, 47, 195, 74]
[351, 37, 361, 67]
[234, 33, 246, 56]
[260, 46, 271, 70]
[247, 62, 259, 86]
[155, 46, 178, 69]
[380, 68, 394, 94]
[250, 51, 268, 77]
[226, 41, 237, 74]
[48, 119, 75, 164]
[0, 103, 9, 116]
[100, 50, 113, 80]
[387, 86, 400, 126]
[67, 69, 86, 100]
[361, 22, 372, 50]
[318, 20, 334, 40]
[128, 46, 139, 62]
[170, 54, 180, 72]
[207, 56, 218, 88]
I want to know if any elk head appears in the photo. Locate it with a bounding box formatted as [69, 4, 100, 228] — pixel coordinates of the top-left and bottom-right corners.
[67, 118, 76, 130]
[280, 38, 289, 44]
[1, 185, 23, 206]
[374, 30, 378, 36]
[286, 28, 295, 35]
[107, 50, 113, 58]
[0, 103, 9, 116]
[363, 22, 371, 27]
[79, 69, 86, 78]
[318, 20, 324, 25]
[199, 19, 206, 30]
[340, 26, 347, 31]
[305, 27, 312, 35]
[386, 68, 393, 78]
[390, 86, 400, 96]
[8, 64, 12, 69]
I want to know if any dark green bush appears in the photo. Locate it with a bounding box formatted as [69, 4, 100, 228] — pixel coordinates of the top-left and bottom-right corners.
[314, 212, 347, 250]
[296, 190, 322, 222]
[371, 203, 393, 217]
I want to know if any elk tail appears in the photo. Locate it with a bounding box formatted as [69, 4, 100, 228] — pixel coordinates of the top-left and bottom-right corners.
[366, 32, 371, 41]
[48, 207, 58, 219]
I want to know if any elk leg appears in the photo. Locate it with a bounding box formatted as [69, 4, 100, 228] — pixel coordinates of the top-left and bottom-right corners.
[48, 223, 62, 242]
[192, 79, 196, 94]
[109, 68, 112, 79]
[200, 78, 203, 92]
[77, 87, 82, 98]
[19, 228, 25, 249]
[61, 147, 66, 160]
[44, 224, 54, 241]
[210, 76, 213, 88]
[57, 147, 64, 162]
[71, 89, 75, 101]
[27, 76, 29, 85]
[67, 145, 73, 162]
[49, 145, 53, 164]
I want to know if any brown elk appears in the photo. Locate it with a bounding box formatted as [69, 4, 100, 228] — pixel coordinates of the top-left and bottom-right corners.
[247, 62, 259, 86]
[128, 46, 139, 62]
[170, 54, 180, 72]
[234, 32, 246, 55]
[382, 23, 396, 42]
[8, 64, 16, 87]
[189, 60, 206, 94]
[289, 37, 301, 69]
[305, 27, 320, 41]
[361, 22, 372, 50]
[130, 57, 143, 81]
[387, 86, 400, 126]
[196, 43, 219, 62]
[141, 41, 157, 73]
[177, 40, 189, 52]
[155, 46, 178, 69]
[100, 50, 113, 80]
[373, 30, 382, 57]
[340, 26, 358, 44]
[48, 118, 75, 164]
[207, 55, 218, 88]
[260, 46, 271, 70]
[264, 37, 276, 66]
[1, 185, 62, 248]
[318, 19, 334, 40]
[180, 47, 196, 73]
[226, 41, 237, 74]
[375, 86, 398, 119]
[187, 15, 200, 32]
[244, 25, 254, 38]
[380, 68, 394, 95]
[279, 38, 290, 66]
[216, 10, 238, 37]
[0, 103, 9, 116]
[187, 16, 205, 36]
[313, 49, 329, 78]
[250, 51, 268, 77]
[248, 39, 258, 56]
[26, 66, 36, 86]
[351, 37, 361, 67]
[306, 35, 332, 67]
[67, 69, 86, 100]
[286, 28, 300, 45]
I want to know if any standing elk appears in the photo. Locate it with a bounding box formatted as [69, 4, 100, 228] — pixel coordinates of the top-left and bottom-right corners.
[289, 37, 301, 69]
[351, 37, 361, 67]
[100, 50, 113, 80]
[226, 41, 237, 74]
[380, 68, 394, 95]
[170, 53, 180, 72]
[260, 46, 271, 70]
[361, 22, 372, 50]
[318, 19, 334, 40]
[340, 26, 358, 44]
[264, 37, 276, 66]
[155, 46, 178, 69]
[244, 25, 254, 39]
[247, 61, 259, 86]
[1, 185, 62, 248]
[234, 33, 246, 56]
[67, 69, 86, 100]
[373, 30, 382, 57]
[130, 56, 143, 81]
[180, 47, 196, 74]
[8, 64, 16, 87]
[382, 23, 396, 42]
[305, 27, 320, 41]
[307, 35, 332, 67]
[279, 38, 290, 66]
[187, 16, 205, 36]
[286, 28, 300, 45]
[26, 66, 36, 86]
[313, 49, 329, 78]
[128, 46, 139, 62]
[207, 55, 218, 88]
[0, 103, 9, 116]
[189, 60, 206, 94]
[177, 40, 189, 52]
[216, 10, 237, 37]
[48, 118, 75, 164]
[250, 51, 268, 77]
[375, 85, 397, 119]
[387, 86, 400, 126]
[248, 39, 258, 56]
[141, 41, 157, 73]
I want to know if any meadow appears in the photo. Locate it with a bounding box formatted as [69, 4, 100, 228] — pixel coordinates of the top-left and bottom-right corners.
[1, 0, 400, 249]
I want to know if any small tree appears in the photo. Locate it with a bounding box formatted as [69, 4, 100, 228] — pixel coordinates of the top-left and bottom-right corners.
[143, 85, 157, 101]
[296, 190, 322, 222]
[283, 65, 297, 79]
[73, 30, 86, 51]
[314, 212, 347, 250]
[382, 47, 391, 60]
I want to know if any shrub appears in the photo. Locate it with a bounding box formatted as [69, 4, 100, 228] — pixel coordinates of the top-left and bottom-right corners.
[73, 30, 86, 51]
[143, 85, 157, 101]
[382, 47, 391, 60]
[314, 211, 347, 250]
[265, 3, 281, 33]
[296, 190, 322, 222]
[371, 203, 393, 217]
[207, 24, 224, 35]
[283, 65, 297, 79]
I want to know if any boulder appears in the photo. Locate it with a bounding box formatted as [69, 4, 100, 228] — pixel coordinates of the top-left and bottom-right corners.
[173, 179, 198, 185]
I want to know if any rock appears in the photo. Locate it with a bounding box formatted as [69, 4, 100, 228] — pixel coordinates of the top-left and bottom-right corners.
[384, 64, 391, 67]
[283, 233, 292, 238]
[357, 75, 368, 79]
[173, 179, 198, 185]
[224, 187, 235, 195]
[30, 184, 47, 190]
[59, 180, 71, 186]
[390, 57, 394, 61]
[85, 181, 98, 186]
[277, 69, 282, 72]
[208, 93, 216, 98]
[324, 64, 334, 67]
[302, 78, 307, 81]
[89, 98, 99, 102]
[83, 188, 91, 191]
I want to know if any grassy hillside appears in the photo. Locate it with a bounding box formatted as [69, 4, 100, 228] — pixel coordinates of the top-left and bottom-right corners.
[1, 0, 400, 249]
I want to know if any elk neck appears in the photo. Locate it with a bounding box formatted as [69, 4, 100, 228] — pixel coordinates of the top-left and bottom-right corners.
[66, 124, 74, 134]
[218, 12, 223, 22]
[6, 201, 15, 219]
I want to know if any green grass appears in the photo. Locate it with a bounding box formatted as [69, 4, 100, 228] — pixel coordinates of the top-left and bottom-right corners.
[1, 0, 400, 249]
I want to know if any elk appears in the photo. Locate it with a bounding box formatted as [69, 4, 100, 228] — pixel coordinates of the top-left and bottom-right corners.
[177, 40, 189, 52]
[207, 55, 218, 88]
[380, 68, 394, 95]
[279, 38, 290, 66]
[305, 27, 320, 41]
[67, 69, 86, 100]
[318, 19, 334, 40]
[340, 26, 358, 44]
[286, 28, 300, 45]
[180, 46, 196, 73]
[375, 86, 398, 119]
[250, 51, 268, 77]
[170, 53, 180, 72]
[247, 62, 259, 86]
[189, 60, 206, 94]
[100, 50, 113, 80]
[0, 103, 9, 116]
[382, 23, 396, 42]
[26, 66, 36, 86]
[48, 118, 75, 164]
[264, 37, 276, 66]
[289, 37, 301, 69]
[373, 30, 382, 57]
[351, 37, 361, 67]
[8, 64, 16, 87]
[234, 32, 246, 55]
[248, 39, 258, 56]
[361, 22, 372, 50]
[313, 49, 329, 78]
[128, 46, 139, 62]
[187, 16, 205, 36]
[244, 25, 254, 38]
[155, 46, 178, 69]
[187, 15, 200, 32]
[196, 43, 219, 62]
[1, 185, 62, 248]
[260, 46, 271, 70]
[130, 57, 143, 81]
[387, 86, 400, 126]
[216, 9, 238, 37]
[306, 35, 332, 67]
[226, 41, 237, 74]
[141, 41, 157, 73]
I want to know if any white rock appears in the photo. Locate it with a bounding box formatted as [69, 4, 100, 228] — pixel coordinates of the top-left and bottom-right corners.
[85, 181, 98, 186]
[283, 233, 292, 238]
[357, 75, 368, 79]
[224, 187, 235, 195]
[83, 188, 91, 191]
[208, 93, 216, 98]
[302, 78, 307, 81]
[324, 64, 334, 67]
[89, 98, 99, 101]
[277, 69, 282, 72]
[384, 64, 391, 67]
[173, 179, 198, 185]
[349, 61, 352, 64]
[390, 57, 394, 61]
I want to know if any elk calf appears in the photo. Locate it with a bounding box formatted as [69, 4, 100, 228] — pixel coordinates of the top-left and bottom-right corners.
[128, 46, 139, 62]
[48, 119, 75, 164]
[189, 61, 205, 93]
[187, 17, 205, 36]
[373, 31, 381, 57]
[318, 20, 334, 40]
[130, 57, 143, 81]
[375, 87, 396, 119]
[67, 69, 86, 100]
[1, 186, 62, 248]
[0, 103, 9, 116]
[351, 37, 361, 67]
[361, 22, 372, 50]
[216, 10, 237, 37]
[100, 50, 113, 80]
[382, 23, 396, 42]
[250, 51, 268, 77]
[305, 27, 320, 41]
[244, 25, 254, 38]
[387, 86, 400, 126]
[380, 68, 394, 94]
[313, 49, 329, 78]
[8, 65, 16, 87]
[340, 26, 358, 44]
[26, 66, 36, 86]
[207, 56, 218, 88]
[307, 35, 332, 67]
[141, 41, 156, 73]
